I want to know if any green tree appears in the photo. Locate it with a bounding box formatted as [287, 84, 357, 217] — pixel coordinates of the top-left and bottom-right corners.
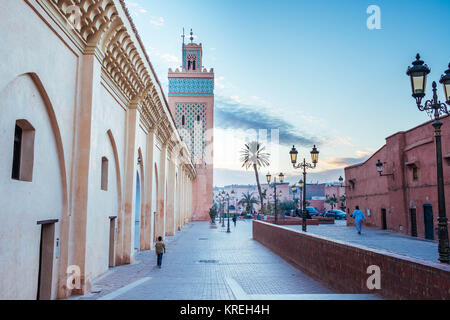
[240, 141, 270, 213]
[279, 200, 297, 212]
[209, 205, 218, 223]
[325, 195, 338, 210]
[238, 191, 258, 214]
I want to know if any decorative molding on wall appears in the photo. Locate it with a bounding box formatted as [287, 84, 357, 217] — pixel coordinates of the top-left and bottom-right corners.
[45, 0, 195, 178]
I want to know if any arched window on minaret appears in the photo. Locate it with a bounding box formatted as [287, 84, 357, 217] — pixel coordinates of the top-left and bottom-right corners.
[182, 115, 185, 126]
[187, 53, 197, 71]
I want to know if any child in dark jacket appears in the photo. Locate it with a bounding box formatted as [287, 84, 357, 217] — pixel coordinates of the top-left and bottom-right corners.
[155, 236, 166, 268]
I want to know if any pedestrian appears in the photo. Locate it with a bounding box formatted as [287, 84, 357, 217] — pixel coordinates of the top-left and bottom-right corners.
[257, 211, 261, 220]
[155, 236, 166, 268]
[351, 206, 366, 235]
[232, 214, 237, 227]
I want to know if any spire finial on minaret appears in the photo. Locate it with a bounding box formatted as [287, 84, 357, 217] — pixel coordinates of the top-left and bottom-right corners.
[190, 28, 194, 43]
[181, 28, 185, 46]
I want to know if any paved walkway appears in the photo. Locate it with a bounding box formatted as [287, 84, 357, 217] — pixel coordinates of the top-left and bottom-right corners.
[70, 220, 378, 300]
[284, 220, 439, 262]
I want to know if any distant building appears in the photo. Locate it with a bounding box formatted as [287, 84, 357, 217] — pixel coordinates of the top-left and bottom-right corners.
[324, 183, 346, 212]
[215, 182, 327, 212]
[345, 115, 450, 240]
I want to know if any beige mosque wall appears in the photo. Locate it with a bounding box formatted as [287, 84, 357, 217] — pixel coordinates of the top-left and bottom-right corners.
[84, 84, 126, 283]
[0, 75, 65, 299]
[0, 0, 197, 299]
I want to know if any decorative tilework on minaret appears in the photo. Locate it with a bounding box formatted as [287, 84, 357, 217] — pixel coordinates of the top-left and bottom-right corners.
[168, 30, 214, 221]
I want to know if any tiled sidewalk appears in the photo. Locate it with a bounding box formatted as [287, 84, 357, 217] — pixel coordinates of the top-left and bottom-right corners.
[284, 220, 440, 262]
[68, 219, 377, 300]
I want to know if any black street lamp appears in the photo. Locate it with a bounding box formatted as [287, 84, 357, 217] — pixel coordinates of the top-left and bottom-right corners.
[290, 145, 319, 232]
[406, 54, 450, 264]
[298, 179, 304, 215]
[291, 184, 298, 217]
[337, 176, 347, 212]
[221, 190, 226, 227]
[226, 190, 235, 233]
[375, 160, 394, 178]
[266, 172, 284, 224]
[215, 195, 220, 223]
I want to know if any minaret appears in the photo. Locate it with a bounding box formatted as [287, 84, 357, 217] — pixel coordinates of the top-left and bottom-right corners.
[168, 29, 214, 221]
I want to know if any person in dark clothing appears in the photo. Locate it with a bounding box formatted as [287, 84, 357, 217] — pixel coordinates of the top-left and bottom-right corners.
[232, 214, 237, 227]
[155, 236, 166, 268]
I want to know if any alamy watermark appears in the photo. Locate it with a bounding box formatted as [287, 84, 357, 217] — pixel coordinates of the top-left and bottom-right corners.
[367, 5, 381, 30]
[366, 265, 381, 290]
[66, 5, 82, 31]
[66, 265, 81, 290]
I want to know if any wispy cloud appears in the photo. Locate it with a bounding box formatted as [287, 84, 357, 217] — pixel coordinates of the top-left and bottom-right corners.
[150, 16, 165, 28]
[323, 155, 370, 168]
[145, 45, 181, 65]
[214, 95, 320, 147]
[125, 1, 148, 17]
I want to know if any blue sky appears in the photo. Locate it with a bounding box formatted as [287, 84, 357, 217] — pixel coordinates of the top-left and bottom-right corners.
[125, 0, 450, 187]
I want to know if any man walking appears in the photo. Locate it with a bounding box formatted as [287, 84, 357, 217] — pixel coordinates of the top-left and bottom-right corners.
[351, 206, 366, 235]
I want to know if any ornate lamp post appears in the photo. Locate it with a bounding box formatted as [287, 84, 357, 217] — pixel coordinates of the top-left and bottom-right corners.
[337, 176, 347, 211]
[375, 160, 394, 178]
[226, 190, 235, 233]
[291, 184, 298, 217]
[266, 172, 284, 224]
[290, 145, 319, 232]
[215, 195, 220, 223]
[221, 190, 226, 227]
[298, 179, 304, 215]
[406, 54, 450, 264]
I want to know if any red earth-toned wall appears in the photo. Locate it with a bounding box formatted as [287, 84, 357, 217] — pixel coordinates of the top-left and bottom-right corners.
[253, 220, 450, 299]
[345, 115, 450, 239]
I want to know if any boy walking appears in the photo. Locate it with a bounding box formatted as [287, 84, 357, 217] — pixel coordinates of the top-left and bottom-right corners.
[155, 236, 166, 268]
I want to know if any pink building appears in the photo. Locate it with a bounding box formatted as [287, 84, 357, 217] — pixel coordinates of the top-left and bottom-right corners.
[324, 184, 346, 212]
[345, 115, 450, 240]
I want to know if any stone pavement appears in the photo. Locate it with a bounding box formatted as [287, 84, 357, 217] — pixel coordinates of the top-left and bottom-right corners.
[284, 220, 439, 262]
[68, 219, 378, 300]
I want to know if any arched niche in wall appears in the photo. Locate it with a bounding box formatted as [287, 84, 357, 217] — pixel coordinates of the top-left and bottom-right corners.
[106, 129, 123, 265]
[0, 72, 69, 299]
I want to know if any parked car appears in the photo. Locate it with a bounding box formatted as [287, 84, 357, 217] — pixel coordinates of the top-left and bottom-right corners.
[324, 210, 347, 220]
[306, 207, 320, 217]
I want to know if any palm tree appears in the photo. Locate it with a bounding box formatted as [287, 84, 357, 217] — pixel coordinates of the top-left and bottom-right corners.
[238, 192, 258, 214]
[240, 141, 270, 212]
[325, 195, 338, 210]
[339, 194, 347, 211]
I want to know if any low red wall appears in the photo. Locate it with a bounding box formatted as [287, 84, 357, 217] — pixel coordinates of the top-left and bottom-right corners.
[254, 216, 319, 225]
[312, 216, 335, 224]
[253, 220, 450, 299]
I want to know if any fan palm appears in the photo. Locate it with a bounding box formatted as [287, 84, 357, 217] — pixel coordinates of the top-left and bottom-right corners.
[240, 141, 270, 212]
[238, 192, 259, 214]
[325, 195, 338, 210]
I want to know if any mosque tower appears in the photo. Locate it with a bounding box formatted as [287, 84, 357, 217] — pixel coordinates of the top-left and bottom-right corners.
[168, 29, 214, 220]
